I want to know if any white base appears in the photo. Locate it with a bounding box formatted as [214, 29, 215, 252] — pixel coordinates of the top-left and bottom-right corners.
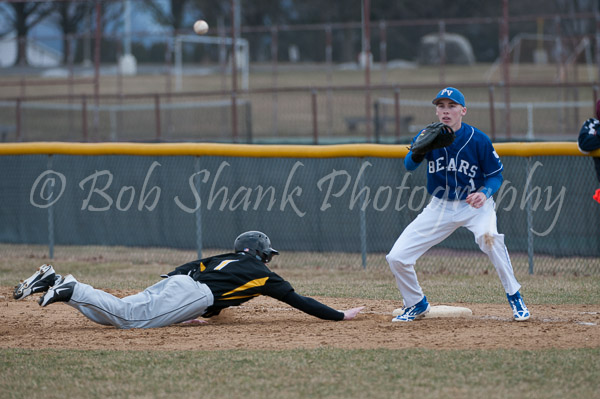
[393, 305, 472, 319]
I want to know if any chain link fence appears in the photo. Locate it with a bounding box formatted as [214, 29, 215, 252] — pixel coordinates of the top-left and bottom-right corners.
[1, 146, 598, 275]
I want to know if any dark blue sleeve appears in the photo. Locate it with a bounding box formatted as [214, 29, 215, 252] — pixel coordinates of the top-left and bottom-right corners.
[404, 152, 422, 170]
[578, 118, 600, 153]
[480, 137, 503, 177]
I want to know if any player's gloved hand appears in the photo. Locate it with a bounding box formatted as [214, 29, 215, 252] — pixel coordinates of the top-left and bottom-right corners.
[583, 118, 600, 134]
[342, 306, 365, 320]
[466, 192, 487, 209]
[410, 122, 456, 155]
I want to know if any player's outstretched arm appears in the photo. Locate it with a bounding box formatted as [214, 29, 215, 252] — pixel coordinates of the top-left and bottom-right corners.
[342, 306, 365, 320]
[281, 291, 364, 321]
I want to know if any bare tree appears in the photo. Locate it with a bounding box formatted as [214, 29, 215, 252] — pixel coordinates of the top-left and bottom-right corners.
[47, 1, 95, 64]
[0, 2, 54, 66]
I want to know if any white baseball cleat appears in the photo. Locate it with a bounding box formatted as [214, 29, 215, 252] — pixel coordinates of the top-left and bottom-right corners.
[39, 275, 77, 307]
[13, 264, 61, 300]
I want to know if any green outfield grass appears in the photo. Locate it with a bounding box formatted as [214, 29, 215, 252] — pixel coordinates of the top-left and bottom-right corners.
[2, 348, 599, 399]
[2, 243, 599, 294]
[1, 244, 600, 303]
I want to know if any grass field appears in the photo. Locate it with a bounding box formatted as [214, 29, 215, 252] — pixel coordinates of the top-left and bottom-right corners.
[2, 348, 599, 399]
[1, 247, 599, 399]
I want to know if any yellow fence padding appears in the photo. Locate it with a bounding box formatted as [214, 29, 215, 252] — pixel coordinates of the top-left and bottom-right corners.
[0, 141, 599, 157]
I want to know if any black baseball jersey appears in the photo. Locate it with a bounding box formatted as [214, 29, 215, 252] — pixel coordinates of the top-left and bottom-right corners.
[166, 252, 344, 321]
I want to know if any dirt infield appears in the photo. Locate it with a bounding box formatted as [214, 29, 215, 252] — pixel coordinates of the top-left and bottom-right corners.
[1, 286, 599, 351]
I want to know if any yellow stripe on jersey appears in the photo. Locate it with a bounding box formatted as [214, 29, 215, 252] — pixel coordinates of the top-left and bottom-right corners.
[222, 277, 269, 297]
[214, 259, 239, 270]
[199, 262, 206, 272]
[221, 293, 261, 301]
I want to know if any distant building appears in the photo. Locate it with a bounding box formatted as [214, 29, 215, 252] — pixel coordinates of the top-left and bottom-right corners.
[0, 33, 62, 67]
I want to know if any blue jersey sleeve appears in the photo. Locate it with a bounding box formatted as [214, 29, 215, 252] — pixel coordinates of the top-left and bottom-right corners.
[404, 151, 422, 170]
[479, 136, 503, 177]
[482, 173, 503, 198]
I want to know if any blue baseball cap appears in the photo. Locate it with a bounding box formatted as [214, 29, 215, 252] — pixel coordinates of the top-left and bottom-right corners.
[432, 87, 466, 107]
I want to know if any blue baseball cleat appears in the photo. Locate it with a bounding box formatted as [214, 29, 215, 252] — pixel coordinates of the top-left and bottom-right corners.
[507, 291, 530, 321]
[392, 296, 431, 322]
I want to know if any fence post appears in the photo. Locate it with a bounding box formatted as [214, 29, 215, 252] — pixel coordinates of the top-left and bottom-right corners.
[47, 155, 55, 259]
[526, 157, 534, 275]
[93, 0, 101, 141]
[501, 0, 511, 139]
[82, 95, 88, 141]
[311, 89, 318, 144]
[379, 20, 387, 83]
[438, 20, 446, 84]
[526, 103, 534, 140]
[230, 0, 239, 143]
[362, 0, 372, 142]
[374, 100, 381, 143]
[194, 157, 203, 259]
[271, 26, 279, 138]
[15, 98, 22, 141]
[154, 94, 161, 141]
[394, 87, 401, 143]
[358, 159, 367, 269]
[488, 85, 496, 141]
[231, 92, 238, 143]
[245, 101, 253, 143]
[325, 25, 334, 136]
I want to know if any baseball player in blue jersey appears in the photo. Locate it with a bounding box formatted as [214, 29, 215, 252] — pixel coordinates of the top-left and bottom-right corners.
[577, 99, 600, 203]
[13, 231, 364, 329]
[386, 87, 530, 322]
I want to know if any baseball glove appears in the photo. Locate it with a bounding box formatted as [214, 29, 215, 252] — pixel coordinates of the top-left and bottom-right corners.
[410, 122, 456, 155]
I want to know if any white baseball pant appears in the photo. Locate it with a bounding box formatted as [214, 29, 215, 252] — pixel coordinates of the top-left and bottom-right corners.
[66, 275, 214, 329]
[386, 196, 521, 308]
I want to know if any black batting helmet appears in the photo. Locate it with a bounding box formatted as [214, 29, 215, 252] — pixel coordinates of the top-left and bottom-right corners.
[234, 231, 279, 263]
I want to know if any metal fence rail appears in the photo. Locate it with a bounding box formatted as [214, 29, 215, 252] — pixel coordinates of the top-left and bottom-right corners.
[1, 82, 598, 143]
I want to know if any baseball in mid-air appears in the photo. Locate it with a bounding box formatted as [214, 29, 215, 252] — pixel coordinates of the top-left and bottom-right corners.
[193, 20, 209, 35]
